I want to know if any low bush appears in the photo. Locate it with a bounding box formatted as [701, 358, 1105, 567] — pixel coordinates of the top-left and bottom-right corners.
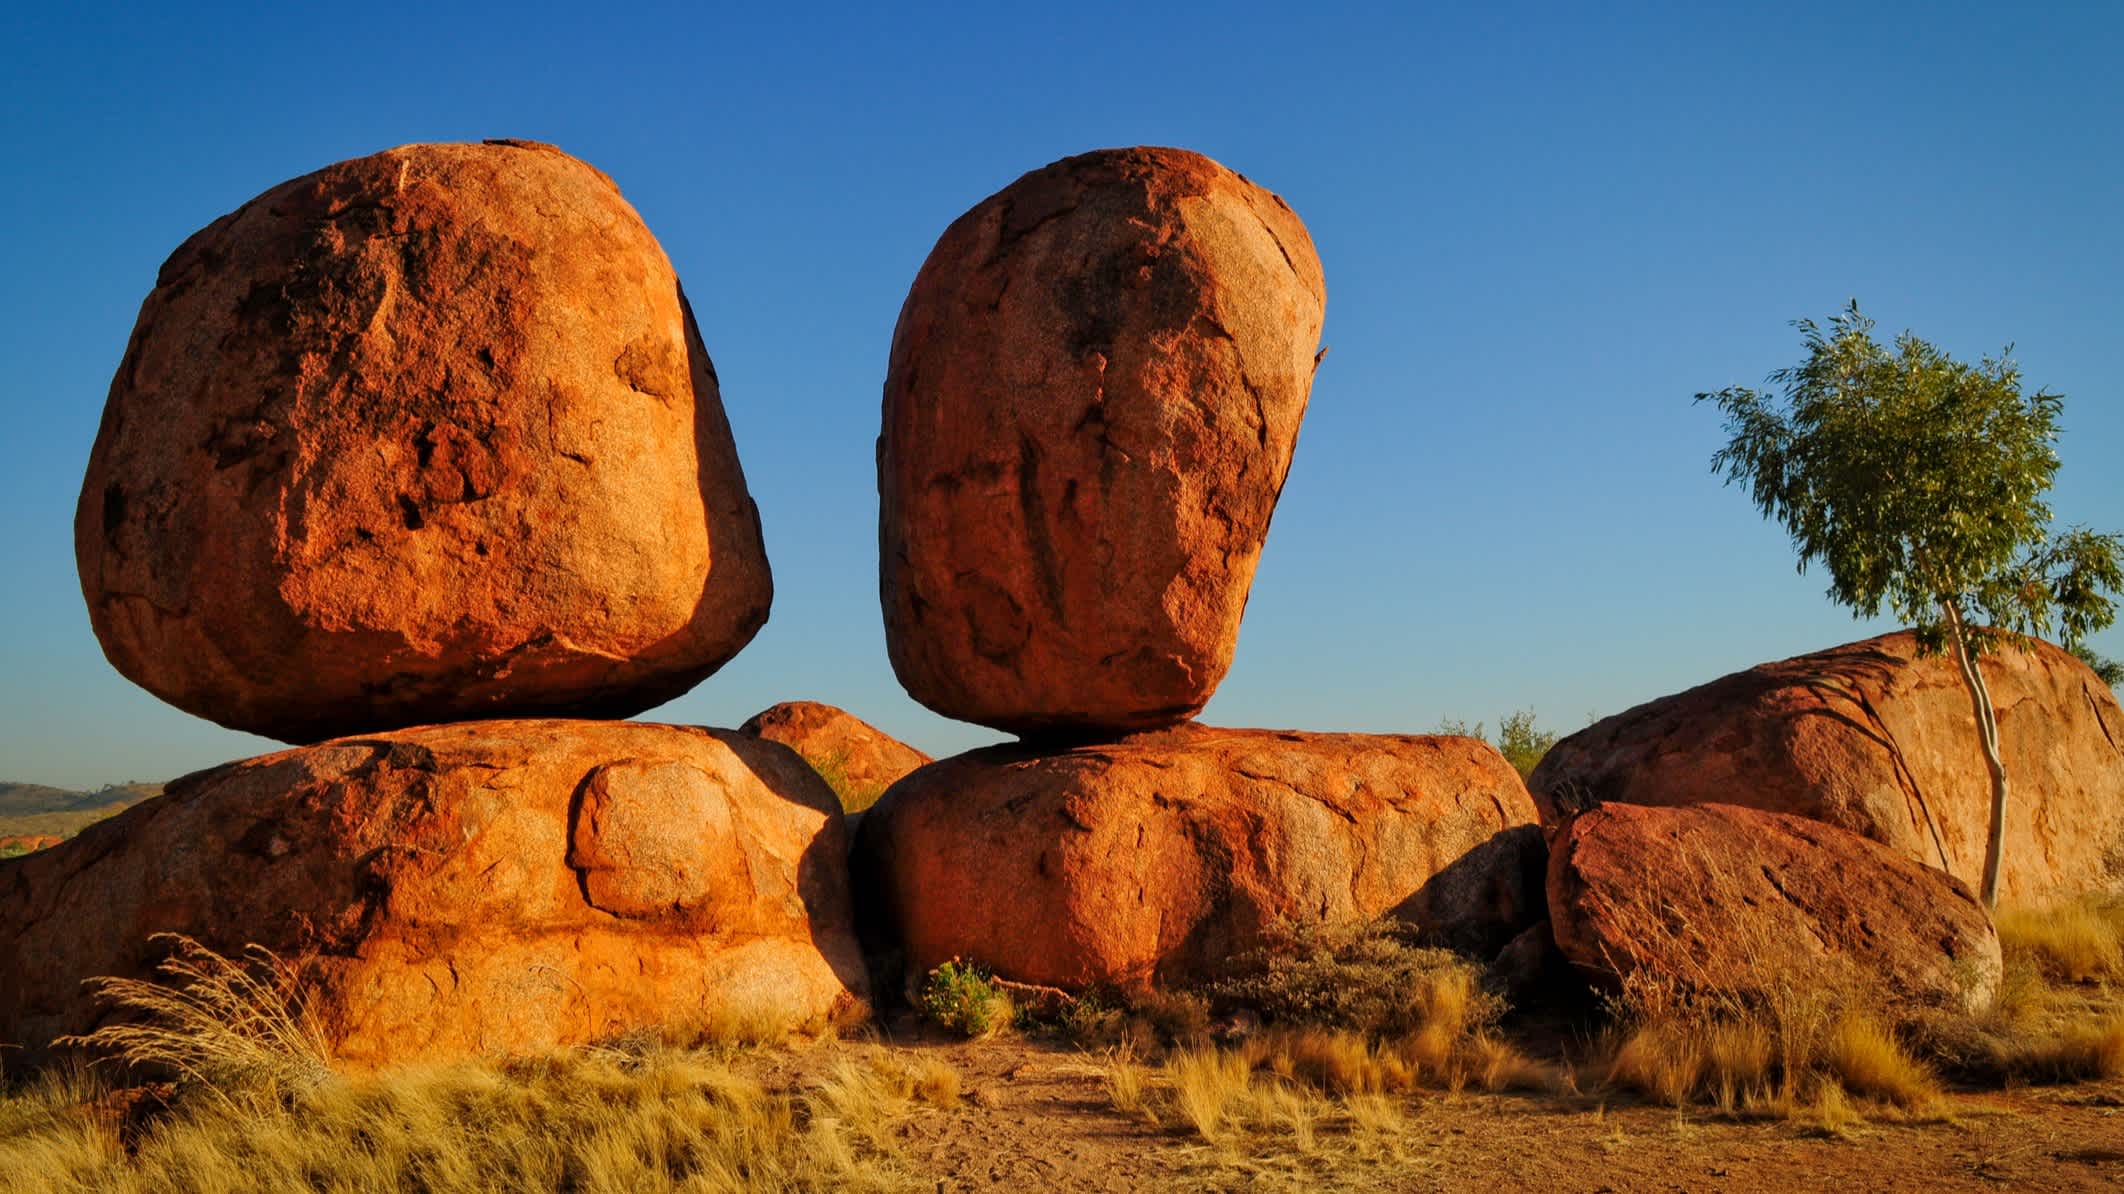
[918, 960, 1013, 1039]
[1205, 919, 1504, 1038]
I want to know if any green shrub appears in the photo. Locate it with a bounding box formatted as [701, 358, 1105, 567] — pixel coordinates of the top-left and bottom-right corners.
[919, 960, 1013, 1038]
[1206, 920, 1503, 1037]
[805, 749, 887, 814]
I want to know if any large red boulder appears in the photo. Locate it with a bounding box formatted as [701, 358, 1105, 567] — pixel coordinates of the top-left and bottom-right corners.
[0, 721, 866, 1070]
[77, 140, 771, 743]
[739, 700, 931, 812]
[1527, 632, 2124, 904]
[1549, 802, 2002, 1014]
[854, 724, 1543, 991]
[879, 147, 1327, 736]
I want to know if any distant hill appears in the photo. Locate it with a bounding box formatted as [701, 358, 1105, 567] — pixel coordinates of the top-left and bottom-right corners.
[0, 781, 162, 842]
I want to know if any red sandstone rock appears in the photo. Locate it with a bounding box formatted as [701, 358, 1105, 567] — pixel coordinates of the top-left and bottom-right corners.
[879, 147, 1327, 736]
[77, 140, 771, 743]
[1548, 802, 2002, 1014]
[738, 700, 931, 811]
[0, 721, 865, 1070]
[1527, 632, 2124, 904]
[854, 724, 1542, 991]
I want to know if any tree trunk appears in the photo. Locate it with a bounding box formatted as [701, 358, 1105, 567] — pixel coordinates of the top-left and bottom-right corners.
[1943, 604, 2011, 909]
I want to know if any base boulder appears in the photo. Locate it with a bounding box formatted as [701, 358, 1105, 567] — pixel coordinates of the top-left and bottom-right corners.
[1548, 802, 2001, 1014]
[855, 724, 1544, 991]
[0, 721, 866, 1070]
[1528, 631, 2124, 904]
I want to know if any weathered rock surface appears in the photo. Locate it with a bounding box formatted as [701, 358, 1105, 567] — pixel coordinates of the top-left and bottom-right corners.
[1527, 632, 2124, 904]
[739, 700, 931, 811]
[879, 147, 1327, 736]
[77, 140, 771, 743]
[0, 721, 865, 1070]
[1548, 802, 2002, 1014]
[854, 724, 1543, 991]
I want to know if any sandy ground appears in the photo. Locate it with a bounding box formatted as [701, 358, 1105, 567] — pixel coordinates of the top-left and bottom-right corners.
[749, 1021, 2124, 1193]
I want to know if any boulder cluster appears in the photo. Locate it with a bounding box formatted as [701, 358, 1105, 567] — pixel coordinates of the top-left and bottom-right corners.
[4, 141, 860, 1066]
[858, 148, 1547, 990]
[5, 139, 2119, 1072]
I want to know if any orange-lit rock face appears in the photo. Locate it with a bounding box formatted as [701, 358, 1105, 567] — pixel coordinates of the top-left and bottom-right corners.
[0, 721, 865, 1070]
[1548, 802, 2002, 1014]
[739, 700, 931, 805]
[77, 140, 770, 743]
[855, 724, 1542, 991]
[1528, 632, 2124, 903]
[880, 147, 1326, 736]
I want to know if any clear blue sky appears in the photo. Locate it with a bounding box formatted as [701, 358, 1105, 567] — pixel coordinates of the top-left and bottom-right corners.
[4, 2, 2120, 788]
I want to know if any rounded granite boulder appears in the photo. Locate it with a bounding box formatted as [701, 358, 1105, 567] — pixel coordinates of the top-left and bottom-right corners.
[77, 140, 771, 742]
[879, 147, 1326, 737]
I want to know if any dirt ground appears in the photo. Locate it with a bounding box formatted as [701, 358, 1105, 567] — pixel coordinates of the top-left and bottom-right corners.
[750, 1018, 2124, 1194]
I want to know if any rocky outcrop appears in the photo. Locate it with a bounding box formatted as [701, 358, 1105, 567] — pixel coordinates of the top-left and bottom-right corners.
[879, 147, 1326, 737]
[855, 724, 1543, 991]
[738, 701, 930, 811]
[1527, 632, 2124, 904]
[1548, 802, 2002, 1014]
[77, 140, 771, 744]
[0, 721, 865, 1070]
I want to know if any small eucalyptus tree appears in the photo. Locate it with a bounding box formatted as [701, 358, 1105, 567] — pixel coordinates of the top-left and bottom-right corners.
[1697, 301, 2122, 908]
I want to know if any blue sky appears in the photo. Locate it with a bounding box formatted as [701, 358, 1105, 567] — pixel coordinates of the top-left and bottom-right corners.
[3, 2, 2119, 787]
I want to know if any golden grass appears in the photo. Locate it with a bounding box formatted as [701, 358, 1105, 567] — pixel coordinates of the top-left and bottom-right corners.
[0, 1040, 975, 1194]
[1168, 1047, 1253, 1142]
[1599, 892, 2124, 1121]
[55, 934, 331, 1100]
[1996, 898, 2124, 984]
[1822, 1015, 1941, 1108]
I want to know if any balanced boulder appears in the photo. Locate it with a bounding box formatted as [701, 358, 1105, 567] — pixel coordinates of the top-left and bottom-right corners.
[879, 147, 1327, 736]
[0, 721, 866, 1070]
[739, 700, 931, 812]
[1527, 632, 2124, 904]
[1548, 802, 2002, 1014]
[855, 724, 1543, 991]
[77, 140, 771, 743]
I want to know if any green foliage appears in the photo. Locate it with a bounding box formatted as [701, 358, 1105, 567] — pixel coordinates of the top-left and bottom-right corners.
[1696, 300, 2122, 657]
[1435, 710, 1559, 778]
[1205, 920, 1503, 1036]
[918, 960, 1013, 1038]
[1495, 710, 1558, 779]
[2070, 642, 2124, 688]
[803, 749, 886, 814]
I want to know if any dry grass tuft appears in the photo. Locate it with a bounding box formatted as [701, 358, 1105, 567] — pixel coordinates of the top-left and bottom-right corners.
[1102, 1051, 1152, 1122]
[56, 933, 331, 1099]
[1997, 898, 2124, 984]
[1168, 1047, 1253, 1142]
[1822, 1015, 1941, 1109]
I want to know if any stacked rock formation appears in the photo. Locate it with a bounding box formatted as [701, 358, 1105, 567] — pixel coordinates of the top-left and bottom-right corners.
[1528, 631, 2124, 904]
[4, 141, 862, 1068]
[861, 148, 1547, 991]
